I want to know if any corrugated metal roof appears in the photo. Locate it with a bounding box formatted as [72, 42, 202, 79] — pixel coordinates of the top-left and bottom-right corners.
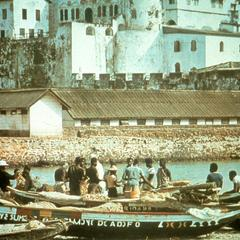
[53, 89, 240, 119]
[0, 89, 69, 109]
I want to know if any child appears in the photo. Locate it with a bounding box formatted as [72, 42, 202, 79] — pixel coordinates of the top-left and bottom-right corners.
[105, 166, 119, 197]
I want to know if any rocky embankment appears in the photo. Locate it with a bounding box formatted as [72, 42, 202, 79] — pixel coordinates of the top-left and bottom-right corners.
[0, 126, 240, 167]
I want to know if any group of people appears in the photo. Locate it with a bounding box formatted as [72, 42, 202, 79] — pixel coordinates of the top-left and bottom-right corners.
[53, 156, 172, 198]
[206, 162, 240, 193]
[0, 160, 38, 197]
[0, 157, 239, 199]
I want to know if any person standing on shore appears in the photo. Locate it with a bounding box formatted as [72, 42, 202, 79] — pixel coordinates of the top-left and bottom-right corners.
[54, 162, 69, 193]
[142, 158, 155, 191]
[123, 159, 154, 198]
[22, 165, 35, 191]
[157, 158, 172, 188]
[0, 160, 16, 193]
[206, 163, 223, 188]
[86, 157, 102, 194]
[68, 157, 85, 195]
[122, 157, 133, 192]
[105, 165, 119, 197]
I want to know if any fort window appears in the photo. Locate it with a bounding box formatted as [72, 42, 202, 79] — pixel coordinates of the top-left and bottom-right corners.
[155, 10, 159, 18]
[175, 62, 181, 72]
[29, 29, 34, 38]
[219, 41, 224, 52]
[86, 26, 95, 35]
[20, 28, 25, 37]
[174, 41, 181, 52]
[60, 9, 64, 21]
[97, 6, 101, 17]
[211, 0, 216, 8]
[37, 29, 43, 37]
[191, 40, 197, 51]
[105, 27, 113, 36]
[21, 109, 28, 115]
[193, 0, 199, 5]
[169, 0, 176, 4]
[131, 9, 137, 19]
[110, 5, 113, 17]
[76, 8, 80, 19]
[137, 119, 146, 126]
[101, 120, 110, 126]
[36, 9, 40, 21]
[22, 9, 27, 20]
[114, 5, 118, 16]
[102, 6, 106, 17]
[0, 30, 5, 38]
[0, 110, 6, 115]
[85, 8, 93, 23]
[71, 8, 75, 20]
[64, 9, 68, 21]
[2, 9, 7, 20]
[167, 20, 176, 25]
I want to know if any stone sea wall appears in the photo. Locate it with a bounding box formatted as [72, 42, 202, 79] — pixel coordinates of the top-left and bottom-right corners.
[0, 126, 240, 167]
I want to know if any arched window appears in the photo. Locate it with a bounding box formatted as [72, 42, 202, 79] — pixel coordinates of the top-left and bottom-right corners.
[64, 9, 68, 21]
[191, 40, 197, 51]
[71, 8, 75, 20]
[76, 8, 80, 19]
[105, 27, 113, 36]
[97, 6, 101, 17]
[220, 41, 224, 52]
[174, 40, 180, 52]
[131, 8, 137, 19]
[60, 9, 64, 21]
[109, 5, 113, 16]
[175, 63, 181, 72]
[102, 6, 106, 17]
[86, 26, 95, 35]
[118, 24, 125, 31]
[167, 20, 176, 25]
[114, 5, 118, 16]
[85, 8, 93, 23]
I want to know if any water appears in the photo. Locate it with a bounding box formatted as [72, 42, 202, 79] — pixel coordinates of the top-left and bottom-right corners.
[11, 160, 240, 193]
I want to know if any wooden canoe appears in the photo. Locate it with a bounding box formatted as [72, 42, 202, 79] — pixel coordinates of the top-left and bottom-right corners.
[0, 219, 69, 240]
[0, 199, 239, 238]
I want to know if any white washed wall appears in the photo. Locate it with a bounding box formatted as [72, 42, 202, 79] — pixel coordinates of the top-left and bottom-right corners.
[29, 94, 63, 136]
[229, 118, 238, 125]
[90, 119, 101, 126]
[71, 22, 114, 74]
[0, 111, 29, 130]
[110, 120, 119, 126]
[213, 119, 222, 125]
[180, 119, 189, 126]
[128, 119, 137, 126]
[0, 1, 14, 38]
[205, 35, 240, 67]
[162, 32, 206, 73]
[114, 30, 162, 73]
[146, 119, 155, 126]
[163, 119, 172, 126]
[163, 0, 232, 30]
[13, 0, 49, 38]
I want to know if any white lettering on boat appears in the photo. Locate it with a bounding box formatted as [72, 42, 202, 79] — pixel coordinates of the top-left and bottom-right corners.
[0, 213, 27, 222]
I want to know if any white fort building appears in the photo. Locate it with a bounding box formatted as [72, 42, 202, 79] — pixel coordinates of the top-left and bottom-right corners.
[1, 0, 240, 76]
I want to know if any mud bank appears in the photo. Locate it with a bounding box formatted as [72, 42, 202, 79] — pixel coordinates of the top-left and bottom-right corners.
[0, 126, 240, 167]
